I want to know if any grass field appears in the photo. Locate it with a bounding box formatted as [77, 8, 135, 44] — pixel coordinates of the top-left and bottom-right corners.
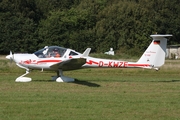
[1, 58, 180, 120]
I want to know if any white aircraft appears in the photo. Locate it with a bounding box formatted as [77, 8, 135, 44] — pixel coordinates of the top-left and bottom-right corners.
[6, 34, 172, 82]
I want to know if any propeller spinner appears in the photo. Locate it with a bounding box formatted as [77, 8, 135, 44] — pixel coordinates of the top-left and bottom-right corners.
[6, 51, 13, 61]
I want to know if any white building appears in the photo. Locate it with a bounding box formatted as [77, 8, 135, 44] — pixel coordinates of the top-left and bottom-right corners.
[166, 45, 180, 59]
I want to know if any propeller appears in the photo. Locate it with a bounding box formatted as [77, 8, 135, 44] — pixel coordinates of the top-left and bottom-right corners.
[6, 51, 14, 61]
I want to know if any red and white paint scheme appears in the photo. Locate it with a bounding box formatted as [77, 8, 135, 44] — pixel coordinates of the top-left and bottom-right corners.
[6, 34, 172, 82]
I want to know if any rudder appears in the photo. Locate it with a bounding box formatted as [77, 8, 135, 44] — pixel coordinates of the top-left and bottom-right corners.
[137, 34, 172, 69]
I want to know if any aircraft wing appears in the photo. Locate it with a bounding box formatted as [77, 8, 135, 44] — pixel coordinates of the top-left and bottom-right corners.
[50, 48, 90, 70]
[50, 58, 86, 71]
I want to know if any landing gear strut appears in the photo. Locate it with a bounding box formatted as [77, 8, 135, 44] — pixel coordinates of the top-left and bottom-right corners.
[52, 69, 74, 82]
[15, 69, 32, 82]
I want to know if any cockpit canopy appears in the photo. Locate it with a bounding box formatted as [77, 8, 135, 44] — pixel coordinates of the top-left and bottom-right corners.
[34, 46, 67, 58]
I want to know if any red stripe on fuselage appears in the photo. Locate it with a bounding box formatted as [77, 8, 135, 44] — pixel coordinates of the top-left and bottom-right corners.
[37, 60, 61, 64]
[127, 63, 150, 67]
[86, 60, 99, 65]
[20, 59, 62, 65]
[38, 60, 61, 62]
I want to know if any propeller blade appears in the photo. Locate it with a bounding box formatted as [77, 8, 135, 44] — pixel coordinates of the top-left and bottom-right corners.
[6, 51, 13, 61]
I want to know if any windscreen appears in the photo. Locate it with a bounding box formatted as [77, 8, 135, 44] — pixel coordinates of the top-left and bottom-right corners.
[34, 46, 67, 58]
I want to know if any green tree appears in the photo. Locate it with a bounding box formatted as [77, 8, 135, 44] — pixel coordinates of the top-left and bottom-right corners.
[1, 0, 180, 56]
[0, 0, 38, 53]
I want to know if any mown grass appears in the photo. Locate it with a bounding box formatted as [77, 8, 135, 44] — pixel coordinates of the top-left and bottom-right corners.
[1, 58, 180, 120]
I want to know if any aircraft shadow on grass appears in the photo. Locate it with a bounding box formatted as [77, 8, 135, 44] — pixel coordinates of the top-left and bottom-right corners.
[32, 79, 100, 87]
[74, 79, 100, 87]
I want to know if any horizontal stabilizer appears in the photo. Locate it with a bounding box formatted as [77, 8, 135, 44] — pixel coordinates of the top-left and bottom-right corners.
[150, 34, 172, 39]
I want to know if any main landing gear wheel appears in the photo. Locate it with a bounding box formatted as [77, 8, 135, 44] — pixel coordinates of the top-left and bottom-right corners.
[52, 69, 74, 82]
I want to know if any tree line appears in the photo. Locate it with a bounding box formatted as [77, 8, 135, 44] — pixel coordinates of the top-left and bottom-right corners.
[0, 0, 179, 56]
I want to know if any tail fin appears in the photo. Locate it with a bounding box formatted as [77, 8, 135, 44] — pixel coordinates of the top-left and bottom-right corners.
[82, 48, 91, 57]
[137, 34, 172, 69]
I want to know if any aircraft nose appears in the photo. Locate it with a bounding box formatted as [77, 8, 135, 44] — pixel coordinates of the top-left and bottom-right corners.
[6, 55, 11, 59]
[6, 51, 13, 60]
